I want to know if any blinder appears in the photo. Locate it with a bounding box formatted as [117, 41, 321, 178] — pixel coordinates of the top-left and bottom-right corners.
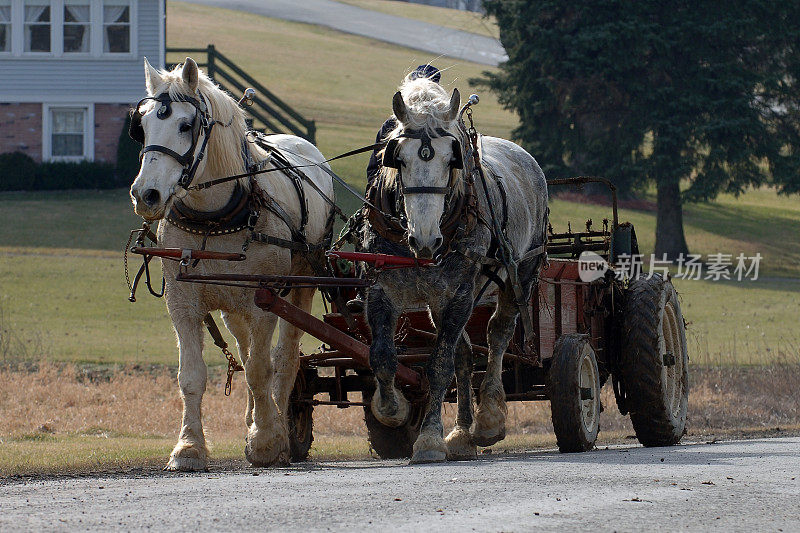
[128, 109, 144, 144]
[382, 127, 463, 171]
[128, 92, 215, 189]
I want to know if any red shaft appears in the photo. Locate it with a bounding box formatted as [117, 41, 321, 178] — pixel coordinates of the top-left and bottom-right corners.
[253, 289, 422, 389]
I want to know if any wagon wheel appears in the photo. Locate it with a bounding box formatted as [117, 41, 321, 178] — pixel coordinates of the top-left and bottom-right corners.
[362, 388, 425, 459]
[620, 274, 689, 447]
[547, 333, 601, 452]
[288, 372, 314, 462]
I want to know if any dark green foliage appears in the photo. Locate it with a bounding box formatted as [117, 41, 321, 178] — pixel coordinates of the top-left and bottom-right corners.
[0, 151, 120, 191]
[34, 160, 118, 190]
[0, 152, 38, 191]
[477, 0, 800, 256]
[116, 112, 142, 188]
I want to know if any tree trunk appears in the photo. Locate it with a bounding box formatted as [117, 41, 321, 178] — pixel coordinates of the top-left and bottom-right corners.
[654, 176, 689, 261]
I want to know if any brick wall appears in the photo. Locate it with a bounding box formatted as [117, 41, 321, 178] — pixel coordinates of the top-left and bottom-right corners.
[0, 103, 43, 162]
[94, 103, 131, 164]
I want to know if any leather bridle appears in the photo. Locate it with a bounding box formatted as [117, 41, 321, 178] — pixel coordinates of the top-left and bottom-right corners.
[129, 92, 221, 190]
[382, 127, 464, 196]
[382, 126, 467, 228]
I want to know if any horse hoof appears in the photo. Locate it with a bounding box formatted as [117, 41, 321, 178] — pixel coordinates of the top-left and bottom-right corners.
[410, 432, 448, 464]
[409, 449, 447, 464]
[370, 385, 410, 428]
[472, 391, 508, 447]
[164, 456, 208, 472]
[470, 426, 506, 447]
[445, 426, 477, 461]
[245, 428, 290, 467]
[245, 443, 290, 467]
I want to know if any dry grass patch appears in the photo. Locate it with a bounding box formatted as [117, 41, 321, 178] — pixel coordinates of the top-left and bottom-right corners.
[2, 363, 799, 477]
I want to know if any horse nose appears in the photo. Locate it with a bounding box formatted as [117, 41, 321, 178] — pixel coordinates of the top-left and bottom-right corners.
[143, 188, 161, 207]
[408, 234, 442, 259]
[417, 246, 434, 259]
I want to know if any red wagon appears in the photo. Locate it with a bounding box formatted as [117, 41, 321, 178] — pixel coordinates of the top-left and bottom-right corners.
[139, 177, 688, 460]
[247, 177, 690, 459]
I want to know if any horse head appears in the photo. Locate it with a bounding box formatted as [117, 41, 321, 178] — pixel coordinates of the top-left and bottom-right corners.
[382, 82, 463, 259]
[130, 56, 247, 221]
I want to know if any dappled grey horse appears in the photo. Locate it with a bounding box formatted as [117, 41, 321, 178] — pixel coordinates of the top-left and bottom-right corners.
[363, 76, 548, 463]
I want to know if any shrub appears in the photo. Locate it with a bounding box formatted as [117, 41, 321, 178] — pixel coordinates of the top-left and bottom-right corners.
[33, 160, 118, 190]
[0, 151, 127, 191]
[0, 152, 38, 191]
[116, 112, 142, 188]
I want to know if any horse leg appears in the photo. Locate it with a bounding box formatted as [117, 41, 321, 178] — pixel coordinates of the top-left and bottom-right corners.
[411, 281, 474, 464]
[444, 333, 477, 460]
[222, 311, 253, 427]
[243, 312, 288, 467]
[165, 310, 209, 472]
[366, 285, 409, 427]
[472, 259, 542, 446]
[272, 287, 315, 419]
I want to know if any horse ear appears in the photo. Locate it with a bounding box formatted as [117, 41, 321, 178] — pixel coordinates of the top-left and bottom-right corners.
[392, 91, 408, 124]
[182, 57, 199, 93]
[444, 88, 461, 122]
[144, 57, 161, 95]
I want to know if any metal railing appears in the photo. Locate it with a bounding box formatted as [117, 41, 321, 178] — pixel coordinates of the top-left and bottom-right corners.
[166, 44, 316, 144]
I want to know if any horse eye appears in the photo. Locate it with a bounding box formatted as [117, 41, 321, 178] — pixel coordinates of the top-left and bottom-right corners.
[179, 122, 193, 133]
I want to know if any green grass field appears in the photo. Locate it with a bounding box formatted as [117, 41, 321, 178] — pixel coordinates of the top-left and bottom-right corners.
[166, 1, 513, 192]
[333, 0, 499, 39]
[1, 187, 798, 366]
[1, 2, 798, 368]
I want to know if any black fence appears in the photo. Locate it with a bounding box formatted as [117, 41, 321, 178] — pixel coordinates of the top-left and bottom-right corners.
[166, 44, 316, 144]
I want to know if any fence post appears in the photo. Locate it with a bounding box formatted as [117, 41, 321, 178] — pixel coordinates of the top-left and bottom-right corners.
[308, 120, 316, 145]
[207, 44, 216, 81]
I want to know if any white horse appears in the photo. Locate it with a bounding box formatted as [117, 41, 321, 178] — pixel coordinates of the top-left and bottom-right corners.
[130, 57, 333, 470]
[364, 76, 548, 463]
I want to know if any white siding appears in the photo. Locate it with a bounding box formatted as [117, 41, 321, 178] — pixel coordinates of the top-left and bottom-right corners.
[0, 0, 163, 104]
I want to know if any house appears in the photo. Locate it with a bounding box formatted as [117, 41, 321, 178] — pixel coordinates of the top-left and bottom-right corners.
[0, 0, 164, 164]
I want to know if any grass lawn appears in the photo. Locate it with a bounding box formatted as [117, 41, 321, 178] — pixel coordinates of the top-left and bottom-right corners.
[1, 186, 797, 365]
[1, 2, 798, 367]
[166, 1, 513, 193]
[332, 0, 499, 39]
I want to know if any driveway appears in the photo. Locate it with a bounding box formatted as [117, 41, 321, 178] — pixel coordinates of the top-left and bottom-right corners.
[183, 0, 507, 66]
[3, 437, 799, 531]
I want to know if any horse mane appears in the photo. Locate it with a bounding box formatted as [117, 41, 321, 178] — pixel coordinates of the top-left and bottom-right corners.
[379, 74, 465, 195]
[147, 63, 253, 181]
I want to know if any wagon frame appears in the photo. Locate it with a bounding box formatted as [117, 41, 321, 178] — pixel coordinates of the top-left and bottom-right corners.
[138, 176, 689, 460]
[245, 177, 688, 459]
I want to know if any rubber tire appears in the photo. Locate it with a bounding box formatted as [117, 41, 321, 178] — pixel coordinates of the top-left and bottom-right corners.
[362, 388, 424, 459]
[620, 275, 689, 447]
[288, 398, 314, 462]
[547, 333, 601, 453]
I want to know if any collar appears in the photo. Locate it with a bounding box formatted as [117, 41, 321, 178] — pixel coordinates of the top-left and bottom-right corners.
[166, 182, 252, 236]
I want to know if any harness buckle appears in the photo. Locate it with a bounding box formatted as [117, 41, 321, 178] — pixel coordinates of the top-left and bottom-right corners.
[180, 249, 192, 267]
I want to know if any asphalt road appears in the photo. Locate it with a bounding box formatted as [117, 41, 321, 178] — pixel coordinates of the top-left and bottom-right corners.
[2, 437, 799, 531]
[183, 0, 507, 66]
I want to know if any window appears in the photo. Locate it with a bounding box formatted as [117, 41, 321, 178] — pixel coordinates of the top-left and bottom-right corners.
[5, 0, 137, 57]
[50, 107, 86, 159]
[63, 2, 89, 53]
[103, 0, 129, 53]
[24, 2, 51, 52]
[0, 1, 10, 52]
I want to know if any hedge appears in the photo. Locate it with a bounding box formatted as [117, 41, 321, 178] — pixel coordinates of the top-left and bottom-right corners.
[0, 114, 142, 192]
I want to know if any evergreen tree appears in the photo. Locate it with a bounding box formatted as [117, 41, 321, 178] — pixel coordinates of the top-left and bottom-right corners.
[476, 0, 800, 259]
